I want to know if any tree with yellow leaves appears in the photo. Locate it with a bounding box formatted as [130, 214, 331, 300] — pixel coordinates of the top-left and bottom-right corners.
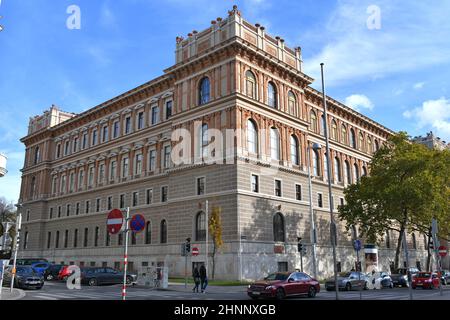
[209, 206, 223, 280]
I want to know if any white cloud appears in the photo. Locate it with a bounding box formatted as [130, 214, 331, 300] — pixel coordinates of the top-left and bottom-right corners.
[344, 94, 374, 112]
[100, 3, 116, 29]
[403, 97, 450, 141]
[303, 1, 450, 87]
[413, 82, 425, 90]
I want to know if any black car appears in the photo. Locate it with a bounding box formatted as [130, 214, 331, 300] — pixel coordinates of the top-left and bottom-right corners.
[2, 266, 44, 290]
[44, 264, 65, 281]
[80, 267, 137, 286]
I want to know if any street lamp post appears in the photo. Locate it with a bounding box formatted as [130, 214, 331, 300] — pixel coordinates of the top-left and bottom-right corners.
[306, 142, 322, 280]
[320, 63, 340, 300]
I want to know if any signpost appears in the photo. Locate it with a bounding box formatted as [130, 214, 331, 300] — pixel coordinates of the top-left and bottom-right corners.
[353, 239, 362, 300]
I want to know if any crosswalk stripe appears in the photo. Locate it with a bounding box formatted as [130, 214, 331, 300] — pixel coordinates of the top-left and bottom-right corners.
[33, 294, 58, 300]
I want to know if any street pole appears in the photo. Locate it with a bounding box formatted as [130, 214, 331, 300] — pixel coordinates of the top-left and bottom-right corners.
[184, 245, 187, 289]
[320, 63, 339, 300]
[356, 249, 362, 300]
[0, 221, 10, 297]
[306, 144, 318, 280]
[300, 249, 304, 272]
[402, 232, 413, 300]
[122, 207, 130, 301]
[205, 200, 209, 278]
[10, 213, 22, 293]
[431, 218, 443, 296]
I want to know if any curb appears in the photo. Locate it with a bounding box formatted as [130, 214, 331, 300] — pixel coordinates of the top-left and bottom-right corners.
[0, 289, 26, 300]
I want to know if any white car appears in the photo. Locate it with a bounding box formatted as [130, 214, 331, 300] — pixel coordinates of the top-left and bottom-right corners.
[365, 271, 394, 289]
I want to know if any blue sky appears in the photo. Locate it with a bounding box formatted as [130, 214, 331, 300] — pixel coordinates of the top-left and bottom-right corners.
[1, 0, 449, 203]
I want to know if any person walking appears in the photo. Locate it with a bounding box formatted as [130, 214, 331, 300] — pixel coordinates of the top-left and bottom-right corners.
[192, 266, 201, 293]
[199, 264, 208, 293]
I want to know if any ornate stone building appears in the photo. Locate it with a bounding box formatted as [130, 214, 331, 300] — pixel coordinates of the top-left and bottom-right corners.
[18, 6, 428, 280]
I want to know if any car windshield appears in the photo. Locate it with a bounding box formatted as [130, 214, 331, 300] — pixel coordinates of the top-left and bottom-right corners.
[264, 273, 289, 281]
[16, 266, 35, 274]
[338, 272, 352, 278]
[417, 273, 431, 278]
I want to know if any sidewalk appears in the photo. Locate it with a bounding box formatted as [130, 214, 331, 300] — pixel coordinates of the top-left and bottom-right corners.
[0, 288, 26, 300]
[158, 282, 247, 294]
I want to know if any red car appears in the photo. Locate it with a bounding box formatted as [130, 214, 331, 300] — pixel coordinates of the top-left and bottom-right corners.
[412, 272, 440, 289]
[247, 271, 320, 299]
[57, 265, 72, 281]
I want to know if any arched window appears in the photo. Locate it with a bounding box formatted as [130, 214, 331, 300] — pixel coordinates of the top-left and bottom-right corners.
[145, 221, 151, 244]
[199, 77, 210, 105]
[34, 146, 40, 165]
[310, 111, 317, 132]
[30, 176, 36, 198]
[273, 213, 285, 242]
[160, 220, 167, 244]
[359, 133, 364, 151]
[245, 71, 256, 99]
[270, 128, 280, 160]
[268, 82, 277, 108]
[344, 161, 351, 185]
[341, 125, 348, 144]
[288, 91, 296, 115]
[362, 166, 368, 177]
[331, 120, 338, 140]
[195, 211, 206, 241]
[412, 233, 417, 250]
[367, 137, 372, 154]
[320, 115, 326, 135]
[290, 135, 299, 165]
[313, 150, 320, 176]
[247, 119, 258, 154]
[334, 157, 342, 183]
[349, 129, 356, 149]
[353, 163, 360, 182]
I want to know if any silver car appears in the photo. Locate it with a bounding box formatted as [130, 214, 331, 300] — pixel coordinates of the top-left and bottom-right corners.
[325, 271, 368, 291]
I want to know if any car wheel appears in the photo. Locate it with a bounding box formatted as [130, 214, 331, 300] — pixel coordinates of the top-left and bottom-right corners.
[308, 286, 316, 298]
[364, 281, 369, 290]
[276, 288, 285, 300]
[126, 276, 133, 285]
[46, 274, 53, 281]
[345, 283, 352, 291]
[88, 278, 98, 286]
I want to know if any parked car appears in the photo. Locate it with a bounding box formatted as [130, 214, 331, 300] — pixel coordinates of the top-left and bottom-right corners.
[31, 261, 51, 276]
[2, 266, 44, 290]
[57, 265, 74, 281]
[247, 271, 320, 300]
[12, 258, 48, 266]
[390, 267, 419, 287]
[325, 271, 368, 291]
[412, 272, 440, 289]
[44, 264, 65, 281]
[80, 267, 138, 286]
[366, 271, 394, 289]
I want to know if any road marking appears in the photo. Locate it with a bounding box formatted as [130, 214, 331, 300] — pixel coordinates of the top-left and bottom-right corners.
[33, 294, 58, 300]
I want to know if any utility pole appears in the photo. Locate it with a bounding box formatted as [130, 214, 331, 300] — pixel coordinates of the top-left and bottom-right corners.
[402, 232, 413, 300]
[121, 207, 130, 301]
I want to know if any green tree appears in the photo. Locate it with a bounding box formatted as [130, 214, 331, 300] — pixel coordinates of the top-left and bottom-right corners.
[209, 206, 224, 280]
[0, 197, 17, 248]
[338, 132, 450, 270]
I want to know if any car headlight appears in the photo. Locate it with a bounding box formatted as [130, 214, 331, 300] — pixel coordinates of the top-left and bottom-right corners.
[247, 285, 251, 289]
[265, 285, 276, 290]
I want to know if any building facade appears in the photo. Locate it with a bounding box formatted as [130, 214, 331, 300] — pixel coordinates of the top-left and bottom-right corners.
[18, 6, 428, 280]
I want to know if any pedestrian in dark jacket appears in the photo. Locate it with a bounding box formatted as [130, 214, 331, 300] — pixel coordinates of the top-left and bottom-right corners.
[192, 267, 201, 293]
[199, 265, 208, 293]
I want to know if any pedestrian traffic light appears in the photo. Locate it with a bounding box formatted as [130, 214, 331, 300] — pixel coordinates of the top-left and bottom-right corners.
[185, 238, 191, 253]
[297, 237, 303, 253]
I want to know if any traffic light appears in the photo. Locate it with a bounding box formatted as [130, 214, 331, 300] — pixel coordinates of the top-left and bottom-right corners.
[185, 238, 191, 253]
[297, 237, 303, 253]
[429, 237, 434, 250]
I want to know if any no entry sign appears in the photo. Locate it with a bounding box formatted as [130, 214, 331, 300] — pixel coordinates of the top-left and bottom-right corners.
[192, 247, 199, 256]
[107, 209, 123, 234]
[438, 246, 447, 257]
[130, 214, 145, 233]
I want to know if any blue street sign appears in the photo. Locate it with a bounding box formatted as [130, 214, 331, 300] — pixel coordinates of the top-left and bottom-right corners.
[130, 214, 146, 233]
[353, 239, 362, 251]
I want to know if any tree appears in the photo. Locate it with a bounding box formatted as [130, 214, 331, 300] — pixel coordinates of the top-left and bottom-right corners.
[338, 132, 450, 270]
[208, 206, 224, 280]
[0, 197, 17, 249]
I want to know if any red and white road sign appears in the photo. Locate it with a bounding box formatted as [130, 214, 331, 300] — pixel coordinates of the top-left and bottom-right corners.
[438, 246, 447, 257]
[107, 209, 124, 234]
[192, 247, 199, 256]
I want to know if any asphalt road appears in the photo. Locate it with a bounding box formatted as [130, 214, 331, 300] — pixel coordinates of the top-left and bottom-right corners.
[18, 281, 450, 300]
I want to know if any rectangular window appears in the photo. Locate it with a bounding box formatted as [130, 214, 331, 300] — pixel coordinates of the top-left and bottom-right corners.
[164, 146, 171, 169]
[96, 198, 101, 212]
[56, 144, 61, 158]
[113, 121, 119, 138]
[66, 204, 70, 216]
[120, 194, 125, 208]
[69, 173, 75, 192]
[110, 160, 117, 180]
[76, 202, 80, 215]
[340, 197, 345, 207]
[47, 232, 51, 249]
[197, 177, 205, 195]
[146, 189, 153, 205]
[251, 174, 259, 193]
[64, 141, 70, 156]
[318, 193, 323, 208]
[58, 206, 61, 218]
[84, 228, 89, 247]
[73, 138, 78, 153]
[133, 192, 138, 207]
[49, 208, 53, 219]
[122, 157, 129, 178]
[85, 200, 90, 214]
[151, 106, 159, 125]
[105, 232, 110, 247]
[88, 167, 94, 186]
[275, 180, 282, 197]
[102, 126, 108, 143]
[125, 116, 131, 134]
[138, 111, 144, 129]
[64, 230, 69, 248]
[54, 232, 59, 249]
[74, 229, 78, 248]
[78, 170, 84, 189]
[92, 129, 98, 146]
[161, 186, 168, 203]
[149, 150, 156, 171]
[135, 154, 142, 175]
[82, 133, 88, 149]
[94, 227, 99, 247]
[107, 196, 113, 210]
[99, 164, 105, 183]
[165, 101, 172, 119]
[295, 184, 302, 201]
